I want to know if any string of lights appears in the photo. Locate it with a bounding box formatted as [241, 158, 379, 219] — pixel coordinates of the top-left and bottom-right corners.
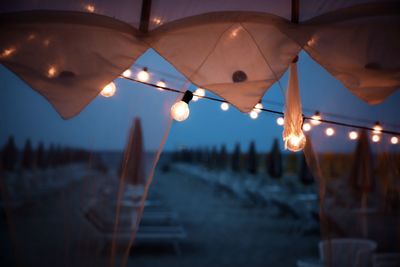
[118, 74, 400, 137]
[118, 65, 400, 130]
[99, 68, 400, 149]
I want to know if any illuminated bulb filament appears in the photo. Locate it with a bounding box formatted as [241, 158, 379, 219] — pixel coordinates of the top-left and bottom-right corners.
[254, 103, 263, 113]
[373, 122, 382, 134]
[302, 123, 312, 132]
[47, 66, 57, 78]
[325, 127, 335, 136]
[249, 110, 258, 120]
[348, 131, 358, 140]
[391, 136, 398, 145]
[156, 80, 166, 90]
[153, 17, 162, 25]
[171, 101, 190, 122]
[220, 102, 229, 111]
[137, 68, 150, 82]
[372, 134, 380, 143]
[1, 47, 16, 58]
[285, 132, 306, 152]
[194, 88, 205, 98]
[276, 117, 284, 126]
[311, 112, 322, 126]
[85, 4, 95, 12]
[100, 82, 116, 97]
[122, 69, 132, 77]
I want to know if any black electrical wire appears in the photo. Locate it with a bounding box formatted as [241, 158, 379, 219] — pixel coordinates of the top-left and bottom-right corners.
[120, 75, 400, 136]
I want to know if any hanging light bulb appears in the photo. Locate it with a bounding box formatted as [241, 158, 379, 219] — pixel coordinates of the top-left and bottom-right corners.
[372, 134, 380, 143]
[249, 110, 258, 119]
[156, 80, 166, 90]
[311, 111, 322, 125]
[193, 88, 205, 101]
[276, 117, 284, 126]
[302, 122, 312, 132]
[47, 65, 57, 78]
[373, 121, 382, 134]
[192, 88, 205, 102]
[391, 136, 399, 145]
[0, 47, 16, 58]
[137, 67, 150, 82]
[325, 127, 335, 136]
[171, 90, 193, 122]
[254, 102, 263, 113]
[100, 81, 116, 97]
[195, 88, 205, 97]
[220, 102, 229, 111]
[348, 131, 358, 140]
[285, 132, 306, 152]
[122, 69, 132, 77]
[85, 4, 95, 12]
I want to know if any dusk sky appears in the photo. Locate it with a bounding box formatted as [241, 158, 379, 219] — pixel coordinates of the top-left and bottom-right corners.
[1, 49, 399, 153]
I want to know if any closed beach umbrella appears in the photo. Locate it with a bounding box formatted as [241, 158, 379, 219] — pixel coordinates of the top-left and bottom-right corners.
[349, 130, 374, 208]
[121, 117, 145, 187]
[267, 138, 282, 178]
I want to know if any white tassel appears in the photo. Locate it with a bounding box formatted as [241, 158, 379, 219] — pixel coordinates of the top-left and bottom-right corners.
[283, 59, 306, 152]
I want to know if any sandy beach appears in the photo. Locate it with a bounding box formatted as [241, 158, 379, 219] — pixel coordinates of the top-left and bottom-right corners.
[1, 164, 320, 267]
[128, 166, 319, 267]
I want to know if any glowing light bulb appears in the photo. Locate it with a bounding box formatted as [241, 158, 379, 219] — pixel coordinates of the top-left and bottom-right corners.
[230, 27, 241, 38]
[302, 123, 312, 132]
[220, 102, 229, 111]
[311, 112, 321, 125]
[153, 17, 162, 25]
[373, 122, 382, 134]
[0, 47, 16, 58]
[100, 82, 116, 97]
[137, 67, 150, 82]
[156, 80, 166, 90]
[348, 131, 358, 140]
[249, 110, 258, 119]
[391, 136, 399, 145]
[194, 88, 205, 98]
[285, 132, 306, 152]
[47, 66, 57, 78]
[372, 134, 380, 143]
[254, 103, 263, 113]
[192, 95, 199, 102]
[122, 69, 132, 77]
[325, 127, 335, 136]
[276, 117, 284, 126]
[85, 4, 95, 12]
[171, 101, 190, 122]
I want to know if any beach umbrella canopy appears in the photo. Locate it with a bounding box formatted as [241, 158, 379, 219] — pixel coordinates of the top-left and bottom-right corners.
[0, 0, 399, 118]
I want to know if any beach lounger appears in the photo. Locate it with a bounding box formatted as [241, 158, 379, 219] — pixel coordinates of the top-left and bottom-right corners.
[83, 199, 186, 255]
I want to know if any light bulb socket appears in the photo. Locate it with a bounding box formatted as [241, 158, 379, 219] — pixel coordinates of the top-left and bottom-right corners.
[315, 111, 320, 116]
[143, 67, 148, 72]
[182, 90, 193, 104]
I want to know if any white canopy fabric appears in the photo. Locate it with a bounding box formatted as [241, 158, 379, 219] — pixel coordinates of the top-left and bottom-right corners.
[0, 11, 148, 118]
[0, 0, 399, 118]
